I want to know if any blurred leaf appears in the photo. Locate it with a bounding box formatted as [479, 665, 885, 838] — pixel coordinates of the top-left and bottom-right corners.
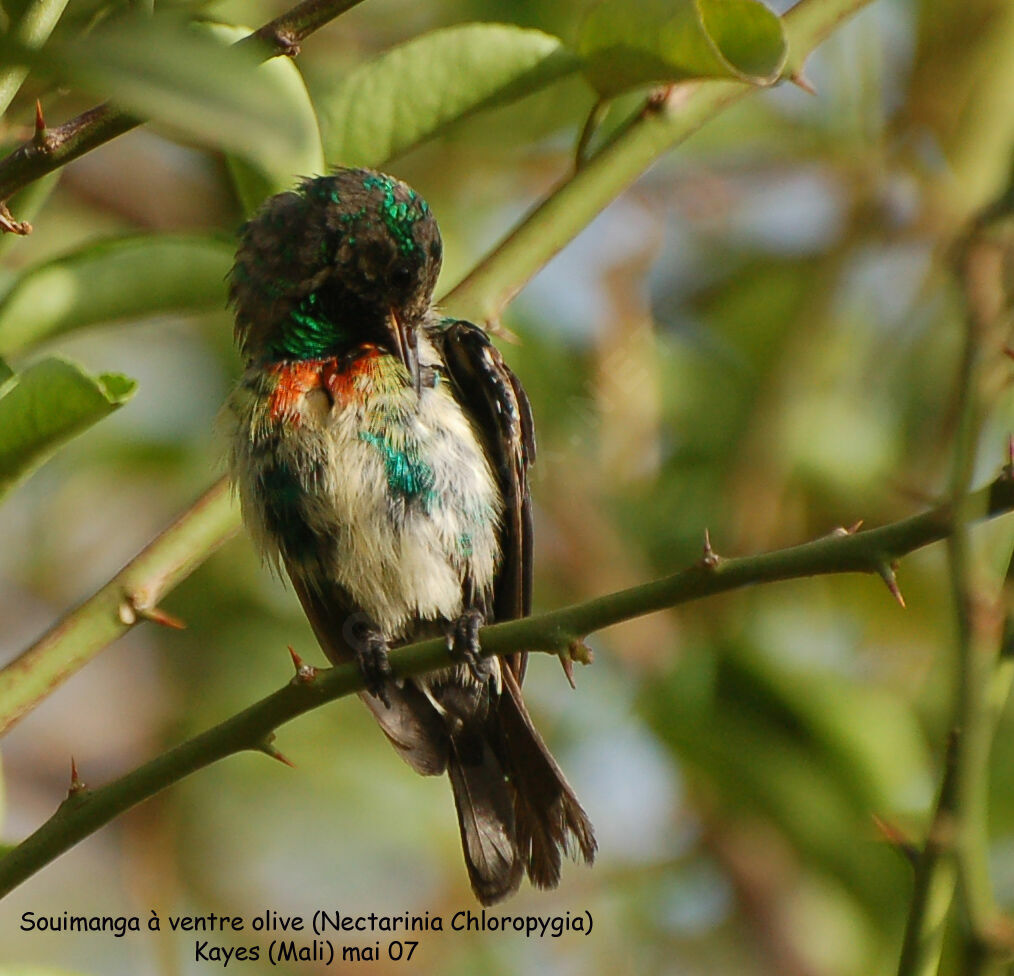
[0, 356, 136, 500]
[578, 0, 787, 96]
[642, 640, 920, 915]
[0, 358, 10, 383]
[0, 234, 233, 356]
[24, 12, 309, 169]
[723, 645, 929, 811]
[198, 23, 325, 215]
[317, 23, 582, 168]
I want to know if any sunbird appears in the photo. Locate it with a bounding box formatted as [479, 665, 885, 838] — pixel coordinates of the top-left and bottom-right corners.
[226, 169, 595, 903]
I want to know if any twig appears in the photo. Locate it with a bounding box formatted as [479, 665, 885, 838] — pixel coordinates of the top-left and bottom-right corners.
[1, 471, 1013, 899]
[238, 0, 366, 56]
[0, 0, 366, 209]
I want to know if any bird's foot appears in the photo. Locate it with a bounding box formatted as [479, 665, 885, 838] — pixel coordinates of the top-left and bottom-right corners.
[348, 618, 393, 707]
[447, 608, 492, 683]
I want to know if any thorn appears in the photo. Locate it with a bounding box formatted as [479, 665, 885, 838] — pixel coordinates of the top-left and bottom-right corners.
[34, 100, 46, 142]
[560, 636, 594, 688]
[258, 736, 296, 768]
[122, 592, 186, 630]
[484, 316, 520, 344]
[829, 519, 863, 538]
[32, 100, 55, 154]
[1006, 434, 1014, 474]
[872, 813, 918, 867]
[69, 757, 86, 795]
[0, 201, 31, 236]
[558, 651, 577, 689]
[789, 71, 817, 96]
[288, 645, 318, 682]
[700, 528, 719, 568]
[876, 561, 907, 608]
[138, 605, 187, 630]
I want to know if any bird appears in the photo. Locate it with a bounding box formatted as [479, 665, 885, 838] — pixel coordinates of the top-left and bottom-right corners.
[226, 167, 595, 904]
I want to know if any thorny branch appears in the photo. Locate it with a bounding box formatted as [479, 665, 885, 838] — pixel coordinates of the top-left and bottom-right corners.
[0, 0, 367, 219]
[0, 470, 1013, 899]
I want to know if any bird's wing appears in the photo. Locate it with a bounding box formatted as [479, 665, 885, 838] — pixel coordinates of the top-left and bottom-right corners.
[431, 319, 535, 683]
[432, 320, 597, 887]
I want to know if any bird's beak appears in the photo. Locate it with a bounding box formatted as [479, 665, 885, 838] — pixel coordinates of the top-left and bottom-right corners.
[387, 307, 420, 394]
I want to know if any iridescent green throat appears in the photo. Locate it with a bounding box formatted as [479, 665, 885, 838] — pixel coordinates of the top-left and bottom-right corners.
[267, 291, 349, 361]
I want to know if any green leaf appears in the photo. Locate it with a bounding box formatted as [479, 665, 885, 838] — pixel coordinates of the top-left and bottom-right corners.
[198, 23, 324, 215]
[578, 0, 788, 96]
[32, 12, 309, 169]
[317, 23, 582, 169]
[0, 234, 233, 356]
[0, 356, 136, 500]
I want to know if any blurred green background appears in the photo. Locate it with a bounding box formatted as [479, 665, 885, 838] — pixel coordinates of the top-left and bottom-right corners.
[1, 0, 1013, 973]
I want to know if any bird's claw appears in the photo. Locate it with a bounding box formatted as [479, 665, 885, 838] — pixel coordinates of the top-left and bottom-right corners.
[448, 609, 492, 683]
[350, 621, 393, 707]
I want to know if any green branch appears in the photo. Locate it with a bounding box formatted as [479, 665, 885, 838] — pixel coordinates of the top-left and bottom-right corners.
[0, 0, 367, 208]
[1, 471, 1013, 900]
[896, 197, 1014, 976]
[0, 0, 71, 117]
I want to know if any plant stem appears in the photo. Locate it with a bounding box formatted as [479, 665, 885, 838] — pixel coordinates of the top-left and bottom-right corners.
[1, 472, 1013, 899]
[0, 0, 71, 118]
[896, 732, 962, 976]
[0, 0, 367, 206]
[240, 0, 367, 53]
[947, 215, 1014, 976]
[896, 194, 1014, 976]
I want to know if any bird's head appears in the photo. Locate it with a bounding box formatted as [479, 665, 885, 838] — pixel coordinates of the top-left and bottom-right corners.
[231, 169, 443, 382]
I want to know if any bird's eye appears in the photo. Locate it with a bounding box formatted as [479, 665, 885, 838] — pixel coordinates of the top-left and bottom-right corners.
[390, 264, 413, 290]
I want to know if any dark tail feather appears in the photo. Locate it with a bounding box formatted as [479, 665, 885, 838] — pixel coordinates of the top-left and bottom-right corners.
[499, 669, 597, 889]
[447, 732, 524, 905]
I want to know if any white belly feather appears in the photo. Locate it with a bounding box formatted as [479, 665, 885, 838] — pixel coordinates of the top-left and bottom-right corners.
[230, 337, 502, 640]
